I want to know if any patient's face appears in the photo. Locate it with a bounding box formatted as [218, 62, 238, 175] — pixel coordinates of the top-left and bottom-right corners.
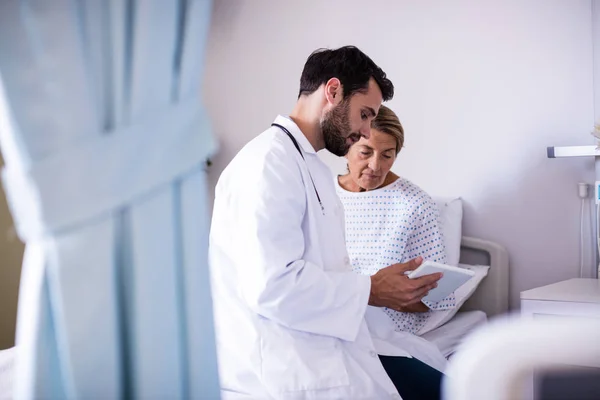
[346, 128, 397, 190]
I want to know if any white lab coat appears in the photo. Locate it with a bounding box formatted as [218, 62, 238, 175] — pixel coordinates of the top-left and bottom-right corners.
[364, 307, 449, 373]
[209, 116, 403, 399]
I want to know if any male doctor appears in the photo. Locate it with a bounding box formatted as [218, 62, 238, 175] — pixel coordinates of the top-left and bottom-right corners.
[209, 46, 443, 400]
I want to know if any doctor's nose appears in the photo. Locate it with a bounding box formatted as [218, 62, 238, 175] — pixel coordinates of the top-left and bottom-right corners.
[360, 124, 371, 139]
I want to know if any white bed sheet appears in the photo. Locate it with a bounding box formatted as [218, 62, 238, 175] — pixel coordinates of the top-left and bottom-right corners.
[421, 310, 487, 358]
[0, 347, 14, 400]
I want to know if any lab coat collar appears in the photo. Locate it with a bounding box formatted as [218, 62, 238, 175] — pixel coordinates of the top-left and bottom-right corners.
[273, 115, 317, 154]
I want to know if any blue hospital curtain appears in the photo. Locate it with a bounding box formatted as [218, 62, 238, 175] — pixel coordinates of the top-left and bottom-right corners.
[0, 1, 220, 398]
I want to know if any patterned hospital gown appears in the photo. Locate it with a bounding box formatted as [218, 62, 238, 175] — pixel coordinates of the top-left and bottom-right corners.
[336, 176, 456, 335]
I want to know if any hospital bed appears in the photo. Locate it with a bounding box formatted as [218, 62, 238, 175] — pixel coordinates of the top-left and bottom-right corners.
[420, 197, 510, 359]
[421, 235, 510, 358]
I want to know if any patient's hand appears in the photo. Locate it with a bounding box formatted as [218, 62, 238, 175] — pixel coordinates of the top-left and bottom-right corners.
[368, 257, 441, 312]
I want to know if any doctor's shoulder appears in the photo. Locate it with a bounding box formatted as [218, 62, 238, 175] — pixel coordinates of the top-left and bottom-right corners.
[220, 126, 304, 188]
[233, 125, 295, 159]
[222, 126, 283, 166]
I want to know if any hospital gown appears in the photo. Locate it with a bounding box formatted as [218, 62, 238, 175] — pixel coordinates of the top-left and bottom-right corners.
[336, 176, 456, 335]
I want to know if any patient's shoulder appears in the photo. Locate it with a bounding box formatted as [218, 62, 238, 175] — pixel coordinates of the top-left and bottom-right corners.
[388, 177, 433, 200]
[387, 177, 438, 213]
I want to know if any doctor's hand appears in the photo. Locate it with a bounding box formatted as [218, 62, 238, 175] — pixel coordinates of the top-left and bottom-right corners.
[368, 256, 442, 312]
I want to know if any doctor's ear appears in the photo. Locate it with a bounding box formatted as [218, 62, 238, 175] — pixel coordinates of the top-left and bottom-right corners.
[324, 78, 343, 105]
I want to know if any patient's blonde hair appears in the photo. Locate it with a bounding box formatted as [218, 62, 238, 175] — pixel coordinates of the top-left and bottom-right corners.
[371, 105, 404, 154]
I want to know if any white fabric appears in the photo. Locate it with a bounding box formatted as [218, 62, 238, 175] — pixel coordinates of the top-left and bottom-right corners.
[418, 264, 490, 334]
[0, 2, 220, 398]
[432, 197, 463, 266]
[421, 311, 488, 358]
[0, 348, 14, 400]
[364, 307, 448, 373]
[210, 116, 401, 400]
[336, 177, 455, 335]
[2, 100, 211, 241]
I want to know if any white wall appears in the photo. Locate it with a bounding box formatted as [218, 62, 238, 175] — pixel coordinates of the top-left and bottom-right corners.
[204, 0, 596, 309]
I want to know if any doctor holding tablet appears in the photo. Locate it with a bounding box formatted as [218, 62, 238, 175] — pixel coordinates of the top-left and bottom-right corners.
[210, 47, 446, 400]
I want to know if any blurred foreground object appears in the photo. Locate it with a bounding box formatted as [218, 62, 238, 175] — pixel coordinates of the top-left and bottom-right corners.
[0, 1, 220, 398]
[443, 316, 600, 400]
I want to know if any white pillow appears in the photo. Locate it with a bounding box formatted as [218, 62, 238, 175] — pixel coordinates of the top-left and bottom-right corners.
[417, 264, 489, 335]
[432, 197, 463, 266]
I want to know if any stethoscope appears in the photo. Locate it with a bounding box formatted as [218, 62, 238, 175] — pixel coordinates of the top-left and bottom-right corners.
[271, 123, 325, 215]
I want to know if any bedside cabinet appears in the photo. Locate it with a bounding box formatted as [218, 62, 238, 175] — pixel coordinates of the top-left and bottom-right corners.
[521, 278, 600, 399]
[521, 278, 600, 320]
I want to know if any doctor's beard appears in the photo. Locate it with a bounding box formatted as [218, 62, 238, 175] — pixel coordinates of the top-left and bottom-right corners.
[321, 99, 356, 157]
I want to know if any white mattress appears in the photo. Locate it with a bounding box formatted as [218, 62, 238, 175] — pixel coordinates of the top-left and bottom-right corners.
[421, 310, 487, 358]
[0, 347, 14, 400]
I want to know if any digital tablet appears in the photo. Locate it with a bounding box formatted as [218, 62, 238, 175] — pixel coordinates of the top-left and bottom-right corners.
[406, 260, 475, 303]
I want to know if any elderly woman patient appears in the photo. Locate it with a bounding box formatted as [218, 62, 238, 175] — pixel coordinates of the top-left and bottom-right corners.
[336, 105, 456, 382]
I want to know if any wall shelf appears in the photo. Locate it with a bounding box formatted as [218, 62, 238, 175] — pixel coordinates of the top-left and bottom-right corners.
[547, 145, 600, 158]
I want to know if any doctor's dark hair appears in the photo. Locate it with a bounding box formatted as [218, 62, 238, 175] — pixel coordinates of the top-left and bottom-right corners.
[298, 46, 394, 101]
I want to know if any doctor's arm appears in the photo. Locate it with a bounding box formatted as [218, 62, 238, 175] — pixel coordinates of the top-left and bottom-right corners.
[233, 155, 367, 341]
[234, 150, 438, 341]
